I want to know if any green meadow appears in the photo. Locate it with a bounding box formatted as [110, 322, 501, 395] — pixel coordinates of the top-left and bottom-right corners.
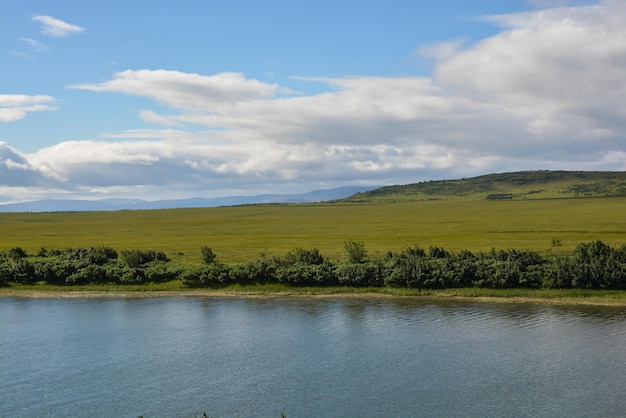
[1, 196, 625, 263]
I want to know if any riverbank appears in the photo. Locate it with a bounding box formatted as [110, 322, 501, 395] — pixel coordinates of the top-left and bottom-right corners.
[2, 284, 626, 306]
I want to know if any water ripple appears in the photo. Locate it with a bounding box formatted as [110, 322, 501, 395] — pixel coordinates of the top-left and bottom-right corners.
[1, 297, 625, 417]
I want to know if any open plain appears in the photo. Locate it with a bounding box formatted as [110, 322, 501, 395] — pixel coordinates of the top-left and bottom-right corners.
[1, 196, 625, 263]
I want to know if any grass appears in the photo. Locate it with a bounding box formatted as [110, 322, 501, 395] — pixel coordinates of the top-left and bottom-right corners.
[1, 197, 625, 263]
[1, 281, 188, 293]
[3, 283, 626, 306]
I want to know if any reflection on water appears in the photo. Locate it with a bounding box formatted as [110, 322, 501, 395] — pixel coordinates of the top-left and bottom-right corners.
[1, 296, 625, 417]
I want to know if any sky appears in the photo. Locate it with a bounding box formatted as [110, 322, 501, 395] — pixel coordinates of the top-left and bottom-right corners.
[1, 0, 624, 204]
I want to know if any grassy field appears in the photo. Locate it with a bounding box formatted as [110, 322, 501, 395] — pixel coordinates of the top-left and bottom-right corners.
[1, 196, 625, 263]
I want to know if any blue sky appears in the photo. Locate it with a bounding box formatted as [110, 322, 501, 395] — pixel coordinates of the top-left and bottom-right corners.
[1, 0, 623, 203]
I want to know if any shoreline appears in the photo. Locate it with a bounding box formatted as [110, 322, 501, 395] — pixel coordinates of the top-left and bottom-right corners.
[2, 288, 626, 306]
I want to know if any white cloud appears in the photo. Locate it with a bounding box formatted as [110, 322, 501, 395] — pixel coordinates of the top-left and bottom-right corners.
[69, 70, 277, 110]
[19, 38, 49, 52]
[0, 142, 57, 187]
[0, 94, 57, 122]
[32, 15, 85, 37]
[2, 0, 626, 203]
[527, 0, 595, 8]
[138, 110, 182, 127]
[0, 94, 55, 107]
[417, 39, 467, 62]
[430, 1, 626, 150]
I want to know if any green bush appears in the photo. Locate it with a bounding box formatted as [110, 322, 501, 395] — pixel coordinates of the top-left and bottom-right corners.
[145, 261, 186, 283]
[118, 267, 147, 284]
[336, 262, 383, 287]
[242, 256, 278, 283]
[0, 262, 11, 286]
[1, 241, 625, 290]
[282, 247, 326, 266]
[10, 259, 36, 284]
[65, 264, 108, 285]
[65, 246, 117, 266]
[120, 249, 169, 268]
[179, 264, 232, 288]
[276, 262, 337, 286]
[8, 247, 28, 261]
[344, 240, 368, 264]
[179, 265, 206, 288]
[385, 249, 431, 289]
[200, 246, 218, 264]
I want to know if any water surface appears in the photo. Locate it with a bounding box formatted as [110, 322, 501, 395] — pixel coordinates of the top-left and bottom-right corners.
[1, 296, 625, 417]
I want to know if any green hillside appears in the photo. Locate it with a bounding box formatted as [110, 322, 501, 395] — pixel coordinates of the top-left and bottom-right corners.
[343, 170, 626, 203]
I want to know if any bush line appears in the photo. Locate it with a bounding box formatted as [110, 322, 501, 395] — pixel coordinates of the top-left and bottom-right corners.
[1, 241, 625, 290]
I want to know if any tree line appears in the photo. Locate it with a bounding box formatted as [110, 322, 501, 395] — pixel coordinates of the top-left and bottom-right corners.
[1, 240, 626, 290]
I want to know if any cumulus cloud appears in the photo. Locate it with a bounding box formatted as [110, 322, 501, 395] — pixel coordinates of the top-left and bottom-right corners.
[429, 1, 626, 157]
[0, 142, 57, 187]
[23, 137, 319, 196]
[2, 0, 626, 203]
[32, 15, 85, 37]
[0, 94, 57, 122]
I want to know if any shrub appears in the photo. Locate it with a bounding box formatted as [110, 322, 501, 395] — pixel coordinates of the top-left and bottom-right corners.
[200, 246, 218, 264]
[569, 241, 626, 289]
[344, 240, 368, 264]
[277, 262, 337, 286]
[448, 257, 477, 287]
[31, 259, 57, 284]
[429, 246, 450, 259]
[118, 267, 147, 284]
[385, 249, 431, 289]
[0, 262, 12, 286]
[179, 265, 207, 288]
[179, 264, 232, 288]
[242, 256, 278, 283]
[120, 249, 169, 268]
[204, 264, 233, 285]
[8, 247, 28, 261]
[66, 247, 118, 267]
[10, 259, 36, 284]
[144, 261, 186, 283]
[282, 247, 326, 266]
[336, 262, 383, 287]
[65, 264, 108, 285]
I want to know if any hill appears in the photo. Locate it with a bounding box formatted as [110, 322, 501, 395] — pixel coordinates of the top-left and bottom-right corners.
[341, 170, 626, 203]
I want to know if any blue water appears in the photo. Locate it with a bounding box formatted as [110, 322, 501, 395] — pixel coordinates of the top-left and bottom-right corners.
[1, 296, 625, 417]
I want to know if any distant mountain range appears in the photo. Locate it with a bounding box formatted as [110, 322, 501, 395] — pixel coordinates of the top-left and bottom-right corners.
[0, 186, 374, 213]
[3, 170, 625, 213]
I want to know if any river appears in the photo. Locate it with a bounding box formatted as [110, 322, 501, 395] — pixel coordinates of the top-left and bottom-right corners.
[1, 296, 625, 417]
